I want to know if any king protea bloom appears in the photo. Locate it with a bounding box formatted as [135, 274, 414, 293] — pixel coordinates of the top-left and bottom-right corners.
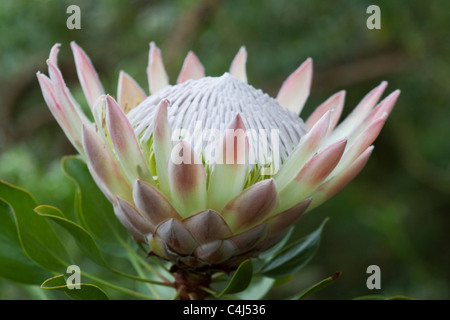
[37, 42, 399, 272]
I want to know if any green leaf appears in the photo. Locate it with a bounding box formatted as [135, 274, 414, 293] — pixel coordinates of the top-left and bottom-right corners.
[235, 276, 275, 300]
[385, 296, 415, 300]
[259, 228, 294, 261]
[353, 295, 415, 300]
[0, 200, 51, 284]
[34, 205, 168, 287]
[61, 156, 127, 246]
[352, 295, 386, 300]
[219, 259, 253, 296]
[41, 275, 110, 300]
[296, 271, 341, 300]
[0, 180, 71, 273]
[34, 205, 108, 267]
[260, 218, 328, 278]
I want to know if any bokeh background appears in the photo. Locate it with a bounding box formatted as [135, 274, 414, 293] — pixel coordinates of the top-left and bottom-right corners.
[0, 0, 449, 299]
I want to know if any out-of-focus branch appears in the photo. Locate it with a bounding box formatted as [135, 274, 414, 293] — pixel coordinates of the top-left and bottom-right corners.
[163, 0, 219, 69]
[314, 50, 411, 90]
[261, 50, 411, 98]
[394, 116, 450, 195]
[0, 56, 43, 148]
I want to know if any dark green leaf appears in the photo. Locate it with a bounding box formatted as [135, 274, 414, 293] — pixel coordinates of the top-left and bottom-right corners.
[0, 200, 51, 284]
[0, 180, 71, 273]
[219, 259, 253, 296]
[61, 156, 127, 246]
[260, 218, 328, 278]
[41, 275, 110, 300]
[296, 271, 341, 300]
[259, 228, 294, 261]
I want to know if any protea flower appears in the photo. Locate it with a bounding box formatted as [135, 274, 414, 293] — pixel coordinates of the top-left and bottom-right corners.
[37, 42, 399, 297]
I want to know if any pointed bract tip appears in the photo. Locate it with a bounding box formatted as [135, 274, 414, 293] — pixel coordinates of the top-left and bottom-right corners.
[70, 41, 84, 56]
[161, 98, 170, 106]
[155, 99, 170, 116]
[258, 178, 277, 191]
[336, 89, 346, 99]
[229, 47, 248, 82]
[228, 113, 246, 130]
[298, 57, 313, 72]
[105, 94, 117, 105]
[95, 93, 107, 103]
[335, 138, 348, 148]
[149, 42, 162, 56]
[365, 81, 388, 99]
[374, 81, 388, 94]
[36, 71, 44, 78]
[177, 50, 205, 84]
[234, 46, 247, 59]
[310, 109, 332, 131]
[134, 179, 143, 190]
[386, 89, 401, 101]
[154, 99, 171, 137]
[277, 57, 313, 114]
[49, 43, 61, 63]
[266, 177, 276, 186]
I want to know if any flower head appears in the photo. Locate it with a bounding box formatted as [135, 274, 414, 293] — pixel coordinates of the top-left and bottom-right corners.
[37, 42, 399, 269]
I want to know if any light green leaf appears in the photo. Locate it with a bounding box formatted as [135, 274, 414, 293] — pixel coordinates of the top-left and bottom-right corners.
[296, 271, 341, 300]
[352, 295, 386, 300]
[385, 296, 415, 300]
[41, 274, 110, 300]
[353, 295, 415, 300]
[0, 200, 51, 284]
[235, 276, 275, 300]
[260, 218, 328, 278]
[219, 259, 253, 296]
[0, 180, 71, 273]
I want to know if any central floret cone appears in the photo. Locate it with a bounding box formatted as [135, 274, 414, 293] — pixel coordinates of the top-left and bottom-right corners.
[127, 73, 308, 169]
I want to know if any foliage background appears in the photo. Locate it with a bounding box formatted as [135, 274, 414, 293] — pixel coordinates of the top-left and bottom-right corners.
[0, 0, 448, 299]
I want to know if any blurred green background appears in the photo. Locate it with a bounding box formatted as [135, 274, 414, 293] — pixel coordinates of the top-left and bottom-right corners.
[0, 0, 449, 299]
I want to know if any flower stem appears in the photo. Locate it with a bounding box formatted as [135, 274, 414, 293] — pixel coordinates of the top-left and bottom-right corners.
[172, 267, 212, 300]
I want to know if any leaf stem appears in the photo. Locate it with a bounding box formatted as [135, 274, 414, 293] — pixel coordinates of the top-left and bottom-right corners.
[82, 271, 156, 300]
[119, 238, 172, 283]
[126, 248, 161, 299]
